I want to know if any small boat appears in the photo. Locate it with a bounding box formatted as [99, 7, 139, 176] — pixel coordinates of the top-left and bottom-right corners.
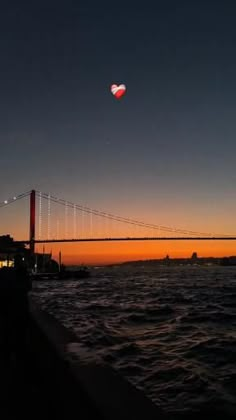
[58, 268, 90, 279]
[30, 273, 59, 281]
[31, 250, 90, 280]
[31, 267, 90, 281]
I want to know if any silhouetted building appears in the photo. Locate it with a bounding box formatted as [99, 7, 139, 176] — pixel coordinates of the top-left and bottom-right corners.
[0, 235, 58, 272]
[0, 235, 28, 268]
[0, 253, 14, 268]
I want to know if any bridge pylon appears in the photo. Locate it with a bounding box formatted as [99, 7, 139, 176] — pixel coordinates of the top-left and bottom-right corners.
[29, 189, 36, 255]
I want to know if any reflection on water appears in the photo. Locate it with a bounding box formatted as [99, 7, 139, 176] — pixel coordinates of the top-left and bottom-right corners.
[31, 266, 236, 417]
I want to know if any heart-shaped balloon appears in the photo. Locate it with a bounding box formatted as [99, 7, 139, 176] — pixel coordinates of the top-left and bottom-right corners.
[110, 84, 126, 99]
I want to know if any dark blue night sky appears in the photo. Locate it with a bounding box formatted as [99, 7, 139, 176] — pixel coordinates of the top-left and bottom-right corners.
[1, 1, 236, 255]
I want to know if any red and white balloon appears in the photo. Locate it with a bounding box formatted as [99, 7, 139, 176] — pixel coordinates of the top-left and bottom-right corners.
[110, 83, 126, 99]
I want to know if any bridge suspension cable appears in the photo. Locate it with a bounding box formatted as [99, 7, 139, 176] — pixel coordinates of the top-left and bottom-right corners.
[35, 190, 232, 238]
[0, 191, 31, 208]
[1, 189, 236, 242]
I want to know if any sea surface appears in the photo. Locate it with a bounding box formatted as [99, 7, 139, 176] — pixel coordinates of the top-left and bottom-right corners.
[31, 265, 236, 418]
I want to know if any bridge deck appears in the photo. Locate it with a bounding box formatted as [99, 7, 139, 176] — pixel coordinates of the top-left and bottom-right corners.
[15, 236, 236, 245]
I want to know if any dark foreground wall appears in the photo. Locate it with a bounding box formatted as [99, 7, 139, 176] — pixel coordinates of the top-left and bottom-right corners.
[28, 298, 170, 420]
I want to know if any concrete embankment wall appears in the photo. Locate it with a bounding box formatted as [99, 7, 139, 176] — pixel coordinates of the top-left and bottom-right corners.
[28, 298, 170, 420]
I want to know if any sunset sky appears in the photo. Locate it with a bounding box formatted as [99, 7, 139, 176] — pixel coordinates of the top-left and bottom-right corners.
[1, 1, 236, 264]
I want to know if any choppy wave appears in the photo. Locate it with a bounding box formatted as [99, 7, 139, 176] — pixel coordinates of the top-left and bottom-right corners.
[31, 266, 236, 417]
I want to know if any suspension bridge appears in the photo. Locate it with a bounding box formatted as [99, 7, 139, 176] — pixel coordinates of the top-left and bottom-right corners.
[1, 189, 236, 255]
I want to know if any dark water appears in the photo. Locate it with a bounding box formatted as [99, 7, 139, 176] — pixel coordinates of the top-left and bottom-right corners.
[31, 266, 236, 417]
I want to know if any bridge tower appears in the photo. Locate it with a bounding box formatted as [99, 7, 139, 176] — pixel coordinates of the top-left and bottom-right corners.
[29, 189, 36, 254]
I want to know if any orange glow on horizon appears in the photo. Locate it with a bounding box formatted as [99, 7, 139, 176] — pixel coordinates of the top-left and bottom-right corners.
[35, 240, 236, 265]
